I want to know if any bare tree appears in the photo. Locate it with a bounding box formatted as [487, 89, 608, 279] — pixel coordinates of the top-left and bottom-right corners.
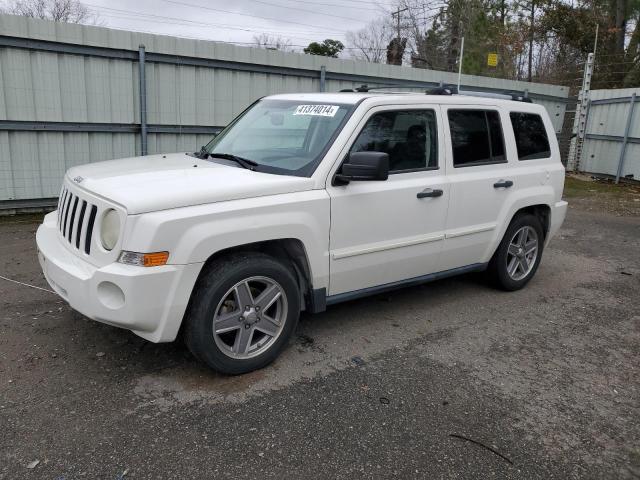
[252, 34, 295, 52]
[388, 0, 450, 68]
[1, 0, 98, 24]
[346, 17, 394, 63]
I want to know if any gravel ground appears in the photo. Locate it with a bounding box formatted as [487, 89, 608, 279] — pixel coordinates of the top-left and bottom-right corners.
[0, 198, 638, 479]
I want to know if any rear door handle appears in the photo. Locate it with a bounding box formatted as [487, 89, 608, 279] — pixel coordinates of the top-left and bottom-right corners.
[417, 188, 443, 199]
[493, 180, 513, 188]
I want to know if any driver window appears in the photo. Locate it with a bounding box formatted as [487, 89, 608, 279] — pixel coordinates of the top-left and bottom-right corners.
[349, 109, 438, 173]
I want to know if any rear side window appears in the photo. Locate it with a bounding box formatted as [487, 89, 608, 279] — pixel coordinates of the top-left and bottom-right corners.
[448, 110, 506, 167]
[510, 112, 551, 160]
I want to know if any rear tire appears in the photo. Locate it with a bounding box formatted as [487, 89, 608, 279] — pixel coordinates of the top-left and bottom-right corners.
[184, 252, 300, 375]
[487, 213, 544, 291]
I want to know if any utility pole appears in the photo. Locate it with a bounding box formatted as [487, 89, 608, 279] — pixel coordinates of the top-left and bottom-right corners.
[391, 6, 408, 41]
[528, 0, 535, 82]
[457, 36, 465, 91]
[387, 6, 408, 66]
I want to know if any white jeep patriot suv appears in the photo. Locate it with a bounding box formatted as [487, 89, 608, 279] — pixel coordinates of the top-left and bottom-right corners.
[37, 90, 567, 374]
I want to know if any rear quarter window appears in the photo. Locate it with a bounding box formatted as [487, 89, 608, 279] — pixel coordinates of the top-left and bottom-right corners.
[509, 112, 551, 160]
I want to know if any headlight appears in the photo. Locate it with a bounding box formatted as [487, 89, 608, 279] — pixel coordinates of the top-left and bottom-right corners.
[118, 251, 169, 267]
[100, 209, 120, 251]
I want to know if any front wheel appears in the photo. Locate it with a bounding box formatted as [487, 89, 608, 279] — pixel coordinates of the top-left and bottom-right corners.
[487, 213, 544, 291]
[184, 253, 300, 375]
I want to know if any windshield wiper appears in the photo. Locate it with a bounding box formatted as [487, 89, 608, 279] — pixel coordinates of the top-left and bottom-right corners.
[206, 152, 259, 170]
[195, 145, 208, 159]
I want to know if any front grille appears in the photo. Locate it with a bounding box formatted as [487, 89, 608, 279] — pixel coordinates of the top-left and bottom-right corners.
[57, 187, 97, 255]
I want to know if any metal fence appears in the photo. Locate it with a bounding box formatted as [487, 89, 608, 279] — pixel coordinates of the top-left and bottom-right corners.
[0, 14, 570, 209]
[572, 88, 639, 182]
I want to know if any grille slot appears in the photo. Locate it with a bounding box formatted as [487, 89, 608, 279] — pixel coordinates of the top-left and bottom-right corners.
[67, 197, 79, 242]
[62, 193, 72, 237]
[85, 205, 98, 255]
[57, 188, 67, 230]
[57, 187, 97, 255]
[75, 200, 87, 249]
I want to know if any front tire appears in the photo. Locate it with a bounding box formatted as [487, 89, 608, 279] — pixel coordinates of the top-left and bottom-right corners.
[184, 253, 300, 375]
[487, 213, 544, 291]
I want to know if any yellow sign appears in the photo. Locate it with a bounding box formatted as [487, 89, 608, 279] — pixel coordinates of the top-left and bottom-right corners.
[487, 53, 498, 67]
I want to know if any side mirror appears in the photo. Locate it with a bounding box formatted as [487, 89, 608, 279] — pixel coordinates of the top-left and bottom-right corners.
[334, 151, 389, 184]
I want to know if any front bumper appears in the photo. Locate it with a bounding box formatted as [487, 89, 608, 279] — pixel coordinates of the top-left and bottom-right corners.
[36, 212, 203, 342]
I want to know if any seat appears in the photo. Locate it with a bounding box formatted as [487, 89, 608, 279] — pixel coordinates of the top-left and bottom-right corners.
[390, 125, 426, 171]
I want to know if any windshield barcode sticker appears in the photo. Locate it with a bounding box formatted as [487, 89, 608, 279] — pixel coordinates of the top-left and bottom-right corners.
[293, 105, 339, 117]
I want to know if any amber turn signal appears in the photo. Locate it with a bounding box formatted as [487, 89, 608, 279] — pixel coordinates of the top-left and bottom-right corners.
[118, 251, 169, 267]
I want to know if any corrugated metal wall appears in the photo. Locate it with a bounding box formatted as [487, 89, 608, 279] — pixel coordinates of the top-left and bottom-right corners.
[0, 13, 570, 204]
[580, 88, 639, 180]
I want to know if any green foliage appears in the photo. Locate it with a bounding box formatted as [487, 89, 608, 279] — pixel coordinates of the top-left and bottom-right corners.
[414, 0, 515, 76]
[303, 39, 345, 58]
[403, 0, 639, 86]
[538, 0, 640, 87]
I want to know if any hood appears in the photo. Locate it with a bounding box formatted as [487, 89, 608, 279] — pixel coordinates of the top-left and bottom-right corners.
[66, 153, 315, 214]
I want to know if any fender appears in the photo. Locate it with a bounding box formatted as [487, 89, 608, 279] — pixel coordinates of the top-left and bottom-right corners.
[481, 183, 555, 263]
[121, 190, 330, 291]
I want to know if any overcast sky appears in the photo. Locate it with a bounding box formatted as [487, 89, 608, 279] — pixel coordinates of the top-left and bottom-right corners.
[83, 0, 393, 52]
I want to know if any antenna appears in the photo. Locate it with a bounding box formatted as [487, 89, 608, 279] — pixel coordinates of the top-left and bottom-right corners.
[457, 36, 465, 92]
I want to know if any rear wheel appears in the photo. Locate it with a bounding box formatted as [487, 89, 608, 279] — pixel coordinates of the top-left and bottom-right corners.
[184, 253, 300, 375]
[488, 213, 544, 291]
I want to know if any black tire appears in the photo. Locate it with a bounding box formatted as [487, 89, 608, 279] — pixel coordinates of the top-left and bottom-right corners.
[184, 252, 300, 375]
[487, 213, 544, 291]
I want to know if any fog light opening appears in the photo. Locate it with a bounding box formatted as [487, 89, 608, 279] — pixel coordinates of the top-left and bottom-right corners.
[97, 281, 125, 310]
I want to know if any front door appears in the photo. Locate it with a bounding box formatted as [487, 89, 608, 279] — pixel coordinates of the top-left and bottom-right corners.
[326, 106, 449, 297]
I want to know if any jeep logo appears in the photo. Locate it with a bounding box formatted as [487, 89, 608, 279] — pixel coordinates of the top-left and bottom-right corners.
[72, 176, 84, 183]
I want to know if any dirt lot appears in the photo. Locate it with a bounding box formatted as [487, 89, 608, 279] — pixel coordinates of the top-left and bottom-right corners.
[1, 179, 639, 479]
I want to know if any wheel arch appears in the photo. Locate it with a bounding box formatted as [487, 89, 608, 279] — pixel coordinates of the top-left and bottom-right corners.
[197, 238, 316, 311]
[485, 201, 552, 263]
[511, 204, 551, 240]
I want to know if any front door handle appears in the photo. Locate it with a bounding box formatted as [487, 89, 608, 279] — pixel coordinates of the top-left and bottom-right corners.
[417, 188, 443, 199]
[493, 180, 513, 188]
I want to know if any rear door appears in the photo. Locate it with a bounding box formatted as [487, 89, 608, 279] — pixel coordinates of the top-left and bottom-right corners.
[326, 105, 449, 296]
[438, 105, 516, 271]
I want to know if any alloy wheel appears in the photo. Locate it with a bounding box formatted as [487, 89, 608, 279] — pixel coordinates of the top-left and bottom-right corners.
[212, 276, 288, 359]
[506, 226, 539, 281]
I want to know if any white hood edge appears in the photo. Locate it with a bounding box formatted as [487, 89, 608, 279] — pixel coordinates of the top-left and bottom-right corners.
[66, 153, 315, 215]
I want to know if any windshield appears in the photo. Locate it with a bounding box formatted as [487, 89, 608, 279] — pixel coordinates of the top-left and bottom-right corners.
[203, 99, 354, 176]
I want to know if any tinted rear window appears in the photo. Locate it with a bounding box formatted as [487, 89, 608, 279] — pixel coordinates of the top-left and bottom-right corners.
[509, 112, 551, 160]
[448, 110, 506, 167]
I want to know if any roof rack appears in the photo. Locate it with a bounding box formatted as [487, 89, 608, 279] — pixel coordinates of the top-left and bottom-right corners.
[340, 84, 410, 93]
[340, 83, 533, 103]
[427, 85, 532, 103]
[459, 90, 532, 103]
[426, 86, 458, 96]
[339, 84, 373, 92]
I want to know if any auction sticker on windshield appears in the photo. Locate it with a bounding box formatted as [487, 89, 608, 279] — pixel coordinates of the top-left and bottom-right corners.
[294, 105, 339, 117]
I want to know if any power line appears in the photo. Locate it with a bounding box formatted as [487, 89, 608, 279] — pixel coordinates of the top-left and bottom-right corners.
[294, 0, 395, 6]
[162, 0, 352, 33]
[90, 9, 392, 51]
[85, 3, 336, 36]
[277, 0, 390, 10]
[248, 0, 369, 22]
[92, 12, 325, 43]
[87, 5, 331, 40]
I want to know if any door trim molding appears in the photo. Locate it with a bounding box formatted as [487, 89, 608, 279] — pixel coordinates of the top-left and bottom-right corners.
[331, 233, 445, 260]
[444, 223, 497, 239]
